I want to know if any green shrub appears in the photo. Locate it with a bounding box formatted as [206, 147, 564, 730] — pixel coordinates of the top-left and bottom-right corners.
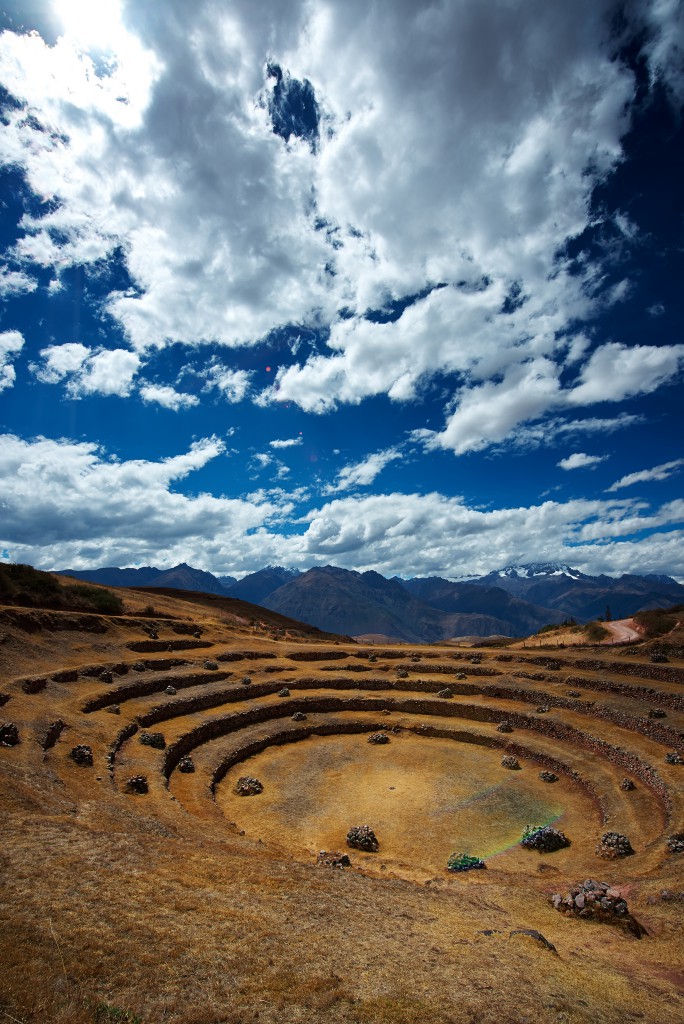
[633, 606, 681, 638]
[583, 621, 609, 642]
[63, 583, 123, 615]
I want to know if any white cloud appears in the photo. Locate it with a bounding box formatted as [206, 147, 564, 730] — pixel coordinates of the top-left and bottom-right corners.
[31, 343, 140, 396]
[0, 266, 37, 297]
[269, 437, 302, 449]
[0, 432, 287, 571]
[557, 452, 607, 471]
[606, 458, 684, 492]
[417, 358, 561, 455]
[325, 447, 402, 493]
[139, 384, 200, 410]
[32, 342, 90, 383]
[1, 2, 683, 462]
[568, 343, 684, 405]
[201, 362, 252, 403]
[0, 330, 24, 391]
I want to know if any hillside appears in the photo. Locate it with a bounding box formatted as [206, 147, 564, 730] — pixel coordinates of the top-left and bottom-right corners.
[1, 570, 683, 1023]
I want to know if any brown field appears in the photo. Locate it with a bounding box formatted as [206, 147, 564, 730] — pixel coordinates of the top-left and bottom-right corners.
[1, 579, 683, 1024]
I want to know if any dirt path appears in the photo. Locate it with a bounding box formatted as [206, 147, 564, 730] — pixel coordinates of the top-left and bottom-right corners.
[602, 617, 641, 643]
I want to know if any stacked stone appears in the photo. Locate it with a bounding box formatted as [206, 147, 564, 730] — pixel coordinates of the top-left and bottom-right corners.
[278, 687, 290, 697]
[178, 755, 195, 773]
[665, 751, 684, 765]
[667, 833, 684, 854]
[0, 722, 19, 746]
[235, 776, 263, 796]
[291, 711, 307, 721]
[437, 688, 453, 699]
[346, 825, 379, 852]
[368, 732, 390, 745]
[501, 755, 520, 770]
[521, 825, 570, 852]
[316, 850, 351, 868]
[139, 731, 166, 750]
[596, 832, 634, 859]
[126, 775, 148, 794]
[497, 721, 513, 733]
[539, 771, 558, 783]
[620, 778, 636, 791]
[550, 879, 645, 937]
[70, 744, 93, 767]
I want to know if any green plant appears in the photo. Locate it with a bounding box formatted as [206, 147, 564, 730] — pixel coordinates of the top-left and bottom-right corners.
[94, 1004, 143, 1024]
[584, 620, 609, 642]
[446, 852, 485, 872]
[64, 584, 124, 615]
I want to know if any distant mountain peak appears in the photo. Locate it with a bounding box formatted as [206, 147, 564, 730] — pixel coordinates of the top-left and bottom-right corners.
[495, 563, 584, 580]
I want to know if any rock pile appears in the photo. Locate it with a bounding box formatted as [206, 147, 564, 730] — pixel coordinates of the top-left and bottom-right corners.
[291, 711, 307, 721]
[368, 732, 390, 744]
[648, 708, 666, 718]
[241, 676, 252, 686]
[566, 690, 581, 698]
[437, 688, 452, 699]
[665, 751, 684, 765]
[501, 755, 520, 770]
[539, 771, 558, 783]
[126, 775, 148, 794]
[178, 755, 195, 773]
[446, 852, 486, 872]
[596, 832, 634, 859]
[106, 705, 121, 715]
[497, 721, 513, 733]
[667, 833, 684, 854]
[204, 660, 218, 671]
[536, 705, 550, 713]
[139, 731, 166, 750]
[278, 687, 290, 697]
[0, 722, 19, 746]
[235, 776, 263, 796]
[70, 744, 93, 767]
[620, 778, 636, 791]
[521, 825, 570, 852]
[346, 825, 379, 852]
[551, 879, 645, 937]
[316, 850, 351, 868]
[165, 685, 177, 695]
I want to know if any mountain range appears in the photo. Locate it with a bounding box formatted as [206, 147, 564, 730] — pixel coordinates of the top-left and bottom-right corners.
[55, 561, 684, 642]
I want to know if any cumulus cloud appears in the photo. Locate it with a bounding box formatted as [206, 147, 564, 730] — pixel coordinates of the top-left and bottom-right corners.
[31, 343, 141, 397]
[568, 343, 684, 405]
[201, 361, 252, 403]
[0, 0, 680, 452]
[557, 452, 607, 470]
[139, 384, 199, 410]
[269, 437, 302, 449]
[606, 458, 684, 492]
[324, 447, 402, 493]
[0, 329, 24, 391]
[0, 432, 286, 570]
[0, 265, 37, 297]
[3, 430, 684, 578]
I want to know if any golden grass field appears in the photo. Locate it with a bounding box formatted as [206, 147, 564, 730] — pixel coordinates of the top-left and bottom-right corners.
[1, 577, 683, 1024]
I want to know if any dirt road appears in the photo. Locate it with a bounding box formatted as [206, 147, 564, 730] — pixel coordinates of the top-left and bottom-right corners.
[602, 618, 641, 643]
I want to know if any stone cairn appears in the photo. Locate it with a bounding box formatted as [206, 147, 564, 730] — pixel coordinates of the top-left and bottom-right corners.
[550, 879, 645, 938]
[620, 778, 636, 791]
[70, 744, 93, 767]
[165, 685, 177, 695]
[521, 825, 570, 852]
[178, 755, 195, 773]
[446, 852, 486, 872]
[665, 751, 684, 765]
[0, 723, 19, 746]
[539, 771, 558, 783]
[501, 755, 520, 770]
[126, 775, 149, 794]
[346, 825, 379, 852]
[204, 661, 218, 671]
[596, 832, 634, 859]
[139, 731, 166, 750]
[278, 687, 290, 697]
[667, 833, 684, 854]
[437, 687, 452, 699]
[497, 721, 513, 733]
[241, 676, 252, 686]
[291, 711, 307, 721]
[368, 732, 390, 745]
[316, 850, 351, 868]
[235, 776, 263, 796]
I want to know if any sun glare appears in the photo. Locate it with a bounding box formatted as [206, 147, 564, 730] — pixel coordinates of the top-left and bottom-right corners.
[55, 0, 126, 52]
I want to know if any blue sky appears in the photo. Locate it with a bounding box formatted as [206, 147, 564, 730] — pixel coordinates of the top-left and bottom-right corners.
[0, 0, 682, 579]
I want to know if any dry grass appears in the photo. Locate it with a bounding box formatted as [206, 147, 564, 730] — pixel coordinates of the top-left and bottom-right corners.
[1, 590, 683, 1023]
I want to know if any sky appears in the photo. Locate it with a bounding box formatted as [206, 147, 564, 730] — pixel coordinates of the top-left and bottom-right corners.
[0, 0, 682, 581]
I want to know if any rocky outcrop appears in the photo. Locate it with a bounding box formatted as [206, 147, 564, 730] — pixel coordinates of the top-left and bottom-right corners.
[551, 880, 645, 937]
[346, 825, 379, 852]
